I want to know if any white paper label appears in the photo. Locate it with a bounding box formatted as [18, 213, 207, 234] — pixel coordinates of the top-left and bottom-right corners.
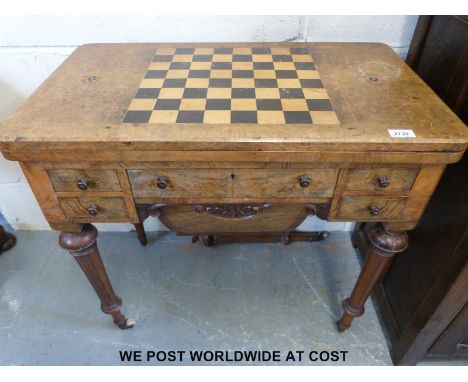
[388, 129, 416, 138]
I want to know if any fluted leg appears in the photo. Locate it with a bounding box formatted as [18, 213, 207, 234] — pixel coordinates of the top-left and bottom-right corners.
[337, 223, 408, 332]
[59, 224, 134, 329]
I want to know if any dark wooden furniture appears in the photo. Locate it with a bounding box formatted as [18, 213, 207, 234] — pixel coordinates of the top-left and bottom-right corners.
[0, 43, 466, 331]
[353, 16, 468, 364]
[0, 224, 16, 255]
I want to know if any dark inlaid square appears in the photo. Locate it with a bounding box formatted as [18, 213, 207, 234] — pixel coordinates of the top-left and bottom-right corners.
[256, 99, 283, 111]
[163, 79, 187, 88]
[275, 70, 298, 79]
[232, 88, 256, 99]
[214, 48, 233, 54]
[135, 88, 160, 99]
[183, 88, 208, 99]
[255, 79, 278, 88]
[154, 99, 181, 110]
[284, 111, 312, 124]
[212, 62, 232, 69]
[209, 78, 232, 88]
[193, 55, 213, 62]
[188, 70, 211, 78]
[233, 55, 253, 62]
[253, 62, 274, 70]
[231, 111, 258, 124]
[176, 111, 204, 123]
[206, 99, 231, 110]
[152, 55, 173, 62]
[123, 110, 152, 123]
[279, 88, 305, 99]
[170, 62, 191, 70]
[300, 79, 324, 88]
[145, 70, 167, 79]
[272, 55, 293, 62]
[306, 99, 334, 111]
[175, 48, 195, 54]
[232, 70, 254, 78]
[252, 47, 271, 54]
[294, 62, 315, 70]
[290, 48, 310, 55]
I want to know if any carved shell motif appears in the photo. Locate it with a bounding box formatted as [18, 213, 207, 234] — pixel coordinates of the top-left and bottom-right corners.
[193, 203, 272, 219]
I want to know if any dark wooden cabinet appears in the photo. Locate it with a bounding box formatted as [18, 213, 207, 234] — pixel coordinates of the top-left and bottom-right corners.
[354, 15, 468, 365]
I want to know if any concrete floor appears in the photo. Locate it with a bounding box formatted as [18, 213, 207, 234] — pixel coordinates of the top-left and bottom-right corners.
[0, 229, 394, 365]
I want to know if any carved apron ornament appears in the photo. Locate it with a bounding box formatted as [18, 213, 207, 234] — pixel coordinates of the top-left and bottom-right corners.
[193, 203, 272, 219]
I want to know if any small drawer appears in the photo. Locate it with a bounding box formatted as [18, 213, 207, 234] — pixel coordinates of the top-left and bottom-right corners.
[59, 197, 129, 222]
[345, 168, 419, 192]
[128, 169, 232, 198]
[336, 196, 407, 220]
[48, 169, 121, 192]
[233, 169, 338, 198]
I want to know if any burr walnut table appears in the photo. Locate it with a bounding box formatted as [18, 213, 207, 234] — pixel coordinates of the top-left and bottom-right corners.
[0, 43, 467, 330]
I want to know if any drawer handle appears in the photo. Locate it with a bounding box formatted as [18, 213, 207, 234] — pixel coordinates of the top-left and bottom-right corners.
[376, 175, 390, 188]
[87, 204, 100, 216]
[369, 205, 380, 216]
[157, 176, 168, 189]
[76, 177, 90, 191]
[299, 175, 311, 188]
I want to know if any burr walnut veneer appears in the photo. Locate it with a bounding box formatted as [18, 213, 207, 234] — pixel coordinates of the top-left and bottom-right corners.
[0, 43, 467, 330]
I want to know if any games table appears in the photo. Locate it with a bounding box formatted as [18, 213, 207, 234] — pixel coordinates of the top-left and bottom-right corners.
[0, 43, 466, 330]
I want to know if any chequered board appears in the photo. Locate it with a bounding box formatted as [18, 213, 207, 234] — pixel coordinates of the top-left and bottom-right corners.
[123, 47, 339, 125]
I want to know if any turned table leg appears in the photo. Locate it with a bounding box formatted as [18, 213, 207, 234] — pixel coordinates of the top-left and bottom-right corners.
[58, 224, 135, 329]
[337, 223, 408, 332]
[133, 223, 147, 246]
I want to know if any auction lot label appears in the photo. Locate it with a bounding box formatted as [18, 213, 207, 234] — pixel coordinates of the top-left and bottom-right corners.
[119, 349, 349, 364]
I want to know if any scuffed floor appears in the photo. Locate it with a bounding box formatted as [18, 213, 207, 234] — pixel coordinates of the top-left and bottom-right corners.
[0, 230, 393, 365]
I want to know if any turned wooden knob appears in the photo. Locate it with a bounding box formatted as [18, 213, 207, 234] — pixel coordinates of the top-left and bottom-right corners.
[87, 204, 100, 216]
[369, 205, 380, 216]
[299, 175, 311, 187]
[376, 175, 390, 188]
[157, 176, 168, 189]
[76, 177, 90, 191]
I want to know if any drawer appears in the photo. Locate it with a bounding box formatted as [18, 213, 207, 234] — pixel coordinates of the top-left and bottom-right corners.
[345, 167, 419, 192]
[233, 169, 337, 198]
[128, 169, 232, 198]
[48, 169, 121, 192]
[336, 196, 407, 220]
[59, 197, 129, 221]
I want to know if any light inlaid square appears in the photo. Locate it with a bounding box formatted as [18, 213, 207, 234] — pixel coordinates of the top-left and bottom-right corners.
[155, 47, 176, 55]
[281, 99, 309, 111]
[149, 110, 178, 123]
[231, 99, 257, 111]
[232, 62, 254, 70]
[277, 79, 302, 88]
[233, 47, 252, 54]
[165, 70, 190, 79]
[207, 88, 232, 99]
[292, 55, 313, 62]
[255, 88, 281, 99]
[139, 79, 165, 88]
[254, 70, 276, 79]
[273, 62, 295, 70]
[204, 110, 231, 124]
[149, 62, 171, 70]
[252, 55, 273, 62]
[297, 70, 320, 79]
[194, 48, 214, 54]
[190, 62, 212, 70]
[210, 70, 232, 79]
[257, 111, 286, 124]
[180, 99, 206, 110]
[158, 88, 185, 99]
[303, 88, 329, 99]
[310, 111, 340, 124]
[172, 55, 193, 62]
[212, 54, 233, 62]
[186, 78, 209, 88]
[232, 78, 255, 88]
[128, 99, 156, 111]
[270, 47, 290, 54]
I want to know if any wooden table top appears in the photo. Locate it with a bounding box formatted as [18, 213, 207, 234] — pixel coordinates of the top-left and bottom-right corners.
[0, 43, 467, 153]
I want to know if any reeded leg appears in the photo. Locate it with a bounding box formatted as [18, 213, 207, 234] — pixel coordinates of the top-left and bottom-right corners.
[58, 224, 135, 329]
[337, 223, 408, 332]
[0, 225, 16, 255]
[133, 223, 147, 246]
